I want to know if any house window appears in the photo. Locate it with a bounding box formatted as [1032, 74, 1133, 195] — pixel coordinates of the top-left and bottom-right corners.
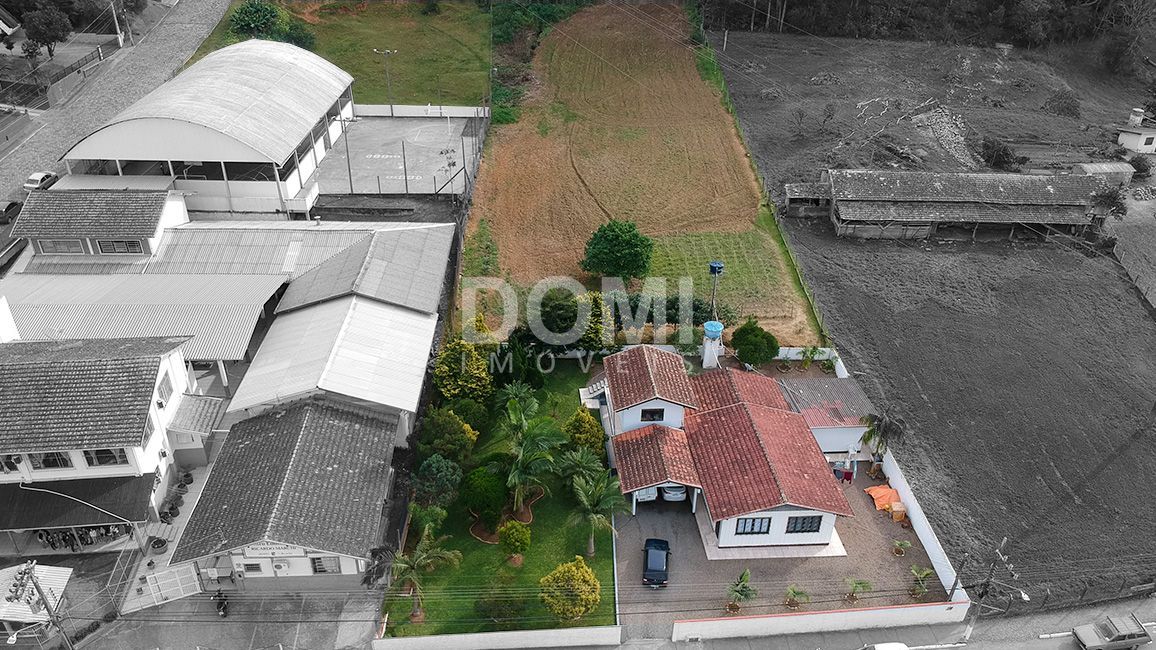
[1146, 136, 1155, 146]
[785, 515, 823, 534]
[96, 240, 143, 254]
[310, 557, 341, 574]
[143, 415, 156, 446]
[83, 448, 129, 467]
[38, 239, 84, 254]
[157, 371, 173, 405]
[242, 563, 263, 574]
[734, 517, 771, 535]
[28, 452, 73, 470]
[640, 408, 665, 422]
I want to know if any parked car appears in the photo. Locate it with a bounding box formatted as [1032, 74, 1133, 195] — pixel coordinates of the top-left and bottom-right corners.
[661, 485, 687, 502]
[634, 486, 658, 503]
[1073, 614, 1151, 650]
[642, 538, 670, 588]
[22, 171, 58, 192]
[0, 201, 20, 224]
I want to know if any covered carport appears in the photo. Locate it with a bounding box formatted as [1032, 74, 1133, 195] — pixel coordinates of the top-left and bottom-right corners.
[611, 424, 702, 515]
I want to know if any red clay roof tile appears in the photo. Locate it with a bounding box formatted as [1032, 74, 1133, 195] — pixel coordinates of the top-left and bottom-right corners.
[604, 346, 697, 411]
[611, 424, 701, 493]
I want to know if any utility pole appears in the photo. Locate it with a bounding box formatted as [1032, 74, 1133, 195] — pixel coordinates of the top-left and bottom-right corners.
[8, 561, 74, 650]
[109, 0, 122, 47]
[371, 48, 397, 117]
[963, 537, 1029, 641]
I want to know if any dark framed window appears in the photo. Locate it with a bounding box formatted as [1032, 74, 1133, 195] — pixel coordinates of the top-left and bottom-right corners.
[310, 557, 341, 574]
[242, 563, 262, 574]
[84, 448, 129, 467]
[734, 517, 771, 535]
[38, 239, 84, 254]
[1145, 136, 1155, 146]
[97, 240, 143, 254]
[157, 371, 173, 405]
[785, 515, 823, 534]
[640, 408, 665, 422]
[143, 415, 156, 446]
[28, 452, 73, 470]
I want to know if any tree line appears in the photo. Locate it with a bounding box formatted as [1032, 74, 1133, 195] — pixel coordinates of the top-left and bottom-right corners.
[698, 0, 1156, 73]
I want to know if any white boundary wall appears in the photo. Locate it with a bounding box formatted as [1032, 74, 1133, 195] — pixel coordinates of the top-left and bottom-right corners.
[354, 103, 489, 119]
[372, 626, 622, 649]
[671, 601, 967, 641]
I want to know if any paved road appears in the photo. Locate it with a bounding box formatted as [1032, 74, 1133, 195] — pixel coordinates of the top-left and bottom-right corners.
[0, 0, 234, 200]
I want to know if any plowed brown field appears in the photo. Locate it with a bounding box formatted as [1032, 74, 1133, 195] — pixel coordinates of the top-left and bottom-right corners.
[470, 4, 815, 343]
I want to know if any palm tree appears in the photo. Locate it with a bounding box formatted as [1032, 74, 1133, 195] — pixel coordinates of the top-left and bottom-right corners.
[859, 410, 907, 456]
[558, 447, 604, 489]
[567, 470, 627, 557]
[507, 422, 565, 513]
[910, 565, 934, 598]
[499, 396, 539, 445]
[727, 569, 758, 611]
[382, 527, 462, 623]
[846, 578, 872, 602]
[495, 382, 537, 417]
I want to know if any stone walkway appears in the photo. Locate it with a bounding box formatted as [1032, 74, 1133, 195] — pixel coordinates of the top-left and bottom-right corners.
[0, 0, 234, 200]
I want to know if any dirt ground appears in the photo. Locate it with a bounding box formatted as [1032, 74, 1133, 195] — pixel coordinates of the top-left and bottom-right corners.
[469, 4, 816, 342]
[782, 217, 1156, 605]
[715, 31, 1148, 193]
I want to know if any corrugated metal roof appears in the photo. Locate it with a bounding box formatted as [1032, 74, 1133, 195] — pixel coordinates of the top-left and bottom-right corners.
[1072, 162, 1136, 173]
[778, 377, 877, 428]
[145, 222, 421, 278]
[67, 40, 352, 164]
[828, 169, 1100, 205]
[0, 564, 71, 623]
[276, 223, 455, 315]
[0, 274, 285, 360]
[22, 256, 151, 275]
[229, 295, 437, 414]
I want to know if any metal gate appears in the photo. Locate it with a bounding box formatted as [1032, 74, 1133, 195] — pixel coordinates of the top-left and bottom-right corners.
[122, 563, 202, 613]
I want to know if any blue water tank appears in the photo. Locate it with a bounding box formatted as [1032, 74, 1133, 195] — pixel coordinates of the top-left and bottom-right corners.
[704, 321, 724, 340]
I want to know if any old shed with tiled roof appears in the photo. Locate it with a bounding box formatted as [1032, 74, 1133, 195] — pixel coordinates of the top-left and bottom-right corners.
[811, 169, 1104, 239]
[603, 346, 697, 411]
[12, 189, 170, 239]
[171, 399, 395, 564]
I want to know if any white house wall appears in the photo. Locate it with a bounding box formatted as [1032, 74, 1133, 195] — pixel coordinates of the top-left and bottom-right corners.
[811, 426, 866, 453]
[715, 508, 836, 547]
[616, 398, 685, 434]
[1119, 131, 1156, 154]
[228, 541, 363, 579]
[147, 194, 190, 253]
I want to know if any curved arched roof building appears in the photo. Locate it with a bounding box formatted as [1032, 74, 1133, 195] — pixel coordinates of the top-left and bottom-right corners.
[61, 40, 355, 215]
[66, 40, 352, 164]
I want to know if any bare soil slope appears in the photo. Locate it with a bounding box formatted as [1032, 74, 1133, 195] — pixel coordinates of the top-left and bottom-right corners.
[470, 4, 815, 341]
[786, 218, 1156, 604]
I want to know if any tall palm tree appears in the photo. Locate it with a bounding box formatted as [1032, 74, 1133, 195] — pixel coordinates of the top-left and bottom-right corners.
[495, 382, 537, 418]
[500, 397, 539, 445]
[558, 447, 604, 489]
[859, 410, 907, 456]
[380, 527, 462, 623]
[507, 422, 566, 513]
[567, 470, 627, 557]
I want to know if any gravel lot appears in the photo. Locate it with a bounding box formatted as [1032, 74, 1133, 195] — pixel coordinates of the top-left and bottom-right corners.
[0, 0, 233, 200]
[783, 218, 1156, 606]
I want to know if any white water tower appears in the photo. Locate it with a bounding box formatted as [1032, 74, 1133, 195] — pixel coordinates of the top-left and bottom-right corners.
[703, 261, 725, 369]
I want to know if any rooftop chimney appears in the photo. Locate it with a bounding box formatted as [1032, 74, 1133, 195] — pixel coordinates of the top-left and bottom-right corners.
[1129, 108, 1145, 126]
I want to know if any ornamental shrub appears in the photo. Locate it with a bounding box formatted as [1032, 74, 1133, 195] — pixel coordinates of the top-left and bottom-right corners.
[417, 407, 477, 465]
[433, 338, 493, 403]
[445, 397, 490, 434]
[461, 467, 507, 531]
[498, 520, 531, 556]
[408, 503, 447, 535]
[230, 0, 279, 36]
[539, 556, 601, 621]
[413, 454, 462, 509]
[563, 407, 606, 461]
[729, 318, 780, 366]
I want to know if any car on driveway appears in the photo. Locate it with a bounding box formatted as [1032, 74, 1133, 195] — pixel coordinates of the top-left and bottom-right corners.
[1073, 614, 1152, 650]
[661, 485, 687, 501]
[0, 201, 20, 224]
[642, 538, 670, 588]
[22, 171, 58, 192]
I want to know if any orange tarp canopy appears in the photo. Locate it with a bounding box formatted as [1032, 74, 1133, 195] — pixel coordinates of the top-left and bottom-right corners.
[865, 484, 901, 511]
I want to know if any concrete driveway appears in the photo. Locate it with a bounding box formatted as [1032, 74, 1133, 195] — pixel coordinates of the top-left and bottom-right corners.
[84, 591, 381, 650]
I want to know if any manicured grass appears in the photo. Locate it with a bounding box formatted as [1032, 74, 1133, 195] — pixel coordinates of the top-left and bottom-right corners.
[189, 1, 491, 106]
[386, 363, 613, 637]
[384, 482, 615, 637]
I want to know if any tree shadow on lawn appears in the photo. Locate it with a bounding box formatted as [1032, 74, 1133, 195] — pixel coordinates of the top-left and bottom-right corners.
[384, 479, 615, 637]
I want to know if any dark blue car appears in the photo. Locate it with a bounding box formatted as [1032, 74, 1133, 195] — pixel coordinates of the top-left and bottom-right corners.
[643, 538, 670, 588]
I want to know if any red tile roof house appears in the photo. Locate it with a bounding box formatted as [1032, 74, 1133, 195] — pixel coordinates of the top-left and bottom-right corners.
[593, 345, 878, 551]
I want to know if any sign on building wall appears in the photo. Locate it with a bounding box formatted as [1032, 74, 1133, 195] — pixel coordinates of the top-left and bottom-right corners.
[243, 542, 305, 558]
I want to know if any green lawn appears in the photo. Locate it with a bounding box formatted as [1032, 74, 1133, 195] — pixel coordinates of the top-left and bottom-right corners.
[387, 361, 611, 637]
[189, 1, 491, 106]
